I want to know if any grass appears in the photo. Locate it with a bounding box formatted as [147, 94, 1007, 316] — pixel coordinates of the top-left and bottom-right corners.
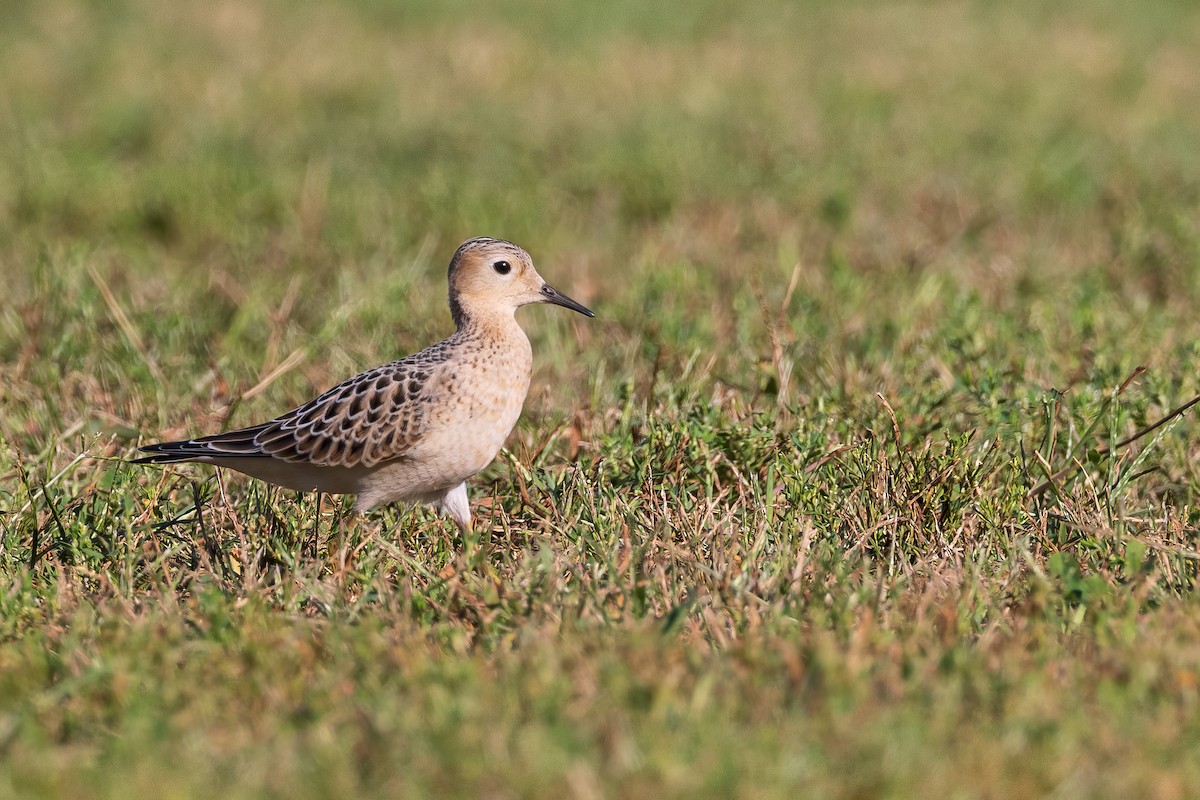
[3, 0, 1200, 796]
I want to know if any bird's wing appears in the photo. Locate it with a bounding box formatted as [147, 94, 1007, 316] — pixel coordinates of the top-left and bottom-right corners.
[251, 357, 441, 468]
[138, 356, 443, 469]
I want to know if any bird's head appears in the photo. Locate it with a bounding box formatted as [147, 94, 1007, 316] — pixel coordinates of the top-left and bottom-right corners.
[447, 237, 594, 326]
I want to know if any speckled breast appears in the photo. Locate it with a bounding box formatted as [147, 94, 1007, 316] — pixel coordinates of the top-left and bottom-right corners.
[416, 328, 534, 484]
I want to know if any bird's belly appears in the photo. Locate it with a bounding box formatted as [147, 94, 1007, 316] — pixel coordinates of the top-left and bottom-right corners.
[208, 456, 370, 495]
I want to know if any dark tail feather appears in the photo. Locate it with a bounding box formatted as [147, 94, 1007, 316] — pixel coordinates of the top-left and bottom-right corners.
[133, 441, 215, 464]
[134, 423, 275, 463]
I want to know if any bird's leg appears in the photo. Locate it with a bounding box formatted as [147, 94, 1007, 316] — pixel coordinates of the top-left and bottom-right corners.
[437, 482, 480, 567]
[323, 493, 356, 576]
[314, 492, 327, 558]
[439, 482, 473, 534]
[329, 502, 368, 588]
[442, 485, 502, 586]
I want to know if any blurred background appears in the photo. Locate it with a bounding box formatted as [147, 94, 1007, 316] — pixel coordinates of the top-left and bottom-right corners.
[4, 0, 1199, 449]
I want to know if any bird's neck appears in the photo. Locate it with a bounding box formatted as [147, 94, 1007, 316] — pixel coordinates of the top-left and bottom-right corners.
[453, 307, 528, 346]
[449, 310, 533, 383]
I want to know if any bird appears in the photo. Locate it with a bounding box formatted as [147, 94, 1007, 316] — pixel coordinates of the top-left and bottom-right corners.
[135, 237, 594, 532]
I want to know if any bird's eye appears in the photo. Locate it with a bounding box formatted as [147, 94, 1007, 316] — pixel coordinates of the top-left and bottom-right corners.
[493, 260, 512, 275]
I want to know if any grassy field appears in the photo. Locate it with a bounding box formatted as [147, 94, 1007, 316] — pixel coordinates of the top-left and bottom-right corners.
[3, 0, 1200, 796]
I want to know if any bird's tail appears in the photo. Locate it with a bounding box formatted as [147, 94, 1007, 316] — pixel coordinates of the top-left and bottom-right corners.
[132, 441, 214, 464]
[133, 424, 274, 463]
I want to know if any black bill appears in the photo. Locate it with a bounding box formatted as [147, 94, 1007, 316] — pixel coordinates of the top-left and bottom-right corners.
[541, 284, 595, 317]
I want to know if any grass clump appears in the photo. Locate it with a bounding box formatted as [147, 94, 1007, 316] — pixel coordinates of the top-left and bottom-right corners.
[4, 0, 1200, 797]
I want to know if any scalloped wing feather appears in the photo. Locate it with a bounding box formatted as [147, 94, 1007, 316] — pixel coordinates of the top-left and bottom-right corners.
[252, 359, 436, 468]
[136, 356, 442, 469]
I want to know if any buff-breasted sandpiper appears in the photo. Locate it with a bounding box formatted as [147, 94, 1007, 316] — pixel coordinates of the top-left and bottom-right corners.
[135, 237, 594, 531]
